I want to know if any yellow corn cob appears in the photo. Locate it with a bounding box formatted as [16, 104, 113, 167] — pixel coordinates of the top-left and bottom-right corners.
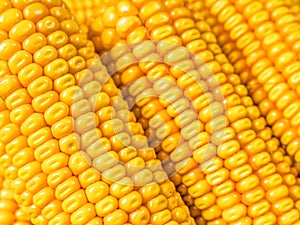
[0, 1, 195, 225]
[185, 0, 300, 178]
[190, 0, 300, 166]
[186, 1, 300, 222]
[87, 0, 300, 224]
[185, 0, 300, 180]
[190, 0, 300, 187]
[185, 2, 298, 221]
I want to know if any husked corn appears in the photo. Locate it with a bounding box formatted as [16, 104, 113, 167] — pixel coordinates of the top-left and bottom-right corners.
[187, 0, 300, 166]
[185, 0, 300, 223]
[0, 0, 195, 225]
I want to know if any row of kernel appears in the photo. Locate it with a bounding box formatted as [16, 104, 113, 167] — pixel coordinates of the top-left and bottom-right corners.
[0, 0, 91, 224]
[203, 0, 300, 222]
[0, 99, 31, 225]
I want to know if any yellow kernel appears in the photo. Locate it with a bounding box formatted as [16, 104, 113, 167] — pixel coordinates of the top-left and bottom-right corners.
[93, 151, 119, 172]
[54, 176, 80, 201]
[278, 209, 300, 225]
[217, 191, 240, 210]
[188, 180, 211, 198]
[41, 151, 69, 175]
[44, 58, 69, 80]
[36, 16, 60, 36]
[206, 168, 229, 186]
[58, 133, 80, 156]
[222, 203, 247, 223]
[23, 2, 49, 23]
[266, 184, 289, 203]
[27, 76, 53, 97]
[230, 163, 252, 182]
[32, 91, 58, 113]
[83, 180, 109, 204]
[0, 8, 23, 32]
[103, 209, 129, 225]
[137, 182, 160, 204]
[146, 194, 168, 213]
[33, 187, 55, 208]
[68, 151, 91, 176]
[236, 174, 260, 193]
[7, 49, 32, 75]
[22, 32, 47, 54]
[26, 173, 47, 194]
[194, 192, 216, 210]
[75, 112, 99, 134]
[110, 177, 134, 199]
[18, 161, 41, 181]
[42, 200, 62, 220]
[272, 197, 294, 216]
[129, 206, 150, 225]
[202, 205, 222, 221]
[150, 209, 172, 225]
[70, 203, 96, 225]
[49, 212, 70, 225]
[21, 113, 46, 136]
[102, 164, 126, 184]
[224, 150, 248, 170]
[86, 137, 111, 159]
[58, 44, 77, 60]
[119, 191, 142, 213]
[5, 88, 31, 110]
[44, 102, 69, 126]
[95, 195, 118, 217]
[212, 180, 235, 197]
[78, 168, 100, 189]
[12, 147, 34, 168]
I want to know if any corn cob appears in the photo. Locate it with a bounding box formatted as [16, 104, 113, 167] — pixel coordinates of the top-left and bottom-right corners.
[184, 0, 300, 221]
[190, 0, 300, 167]
[87, 0, 300, 224]
[186, 0, 300, 176]
[185, 0, 300, 181]
[185, 2, 298, 221]
[0, 1, 195, 225]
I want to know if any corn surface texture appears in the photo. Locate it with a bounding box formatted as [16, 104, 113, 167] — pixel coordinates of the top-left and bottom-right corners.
[1, 0, 300, 225]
